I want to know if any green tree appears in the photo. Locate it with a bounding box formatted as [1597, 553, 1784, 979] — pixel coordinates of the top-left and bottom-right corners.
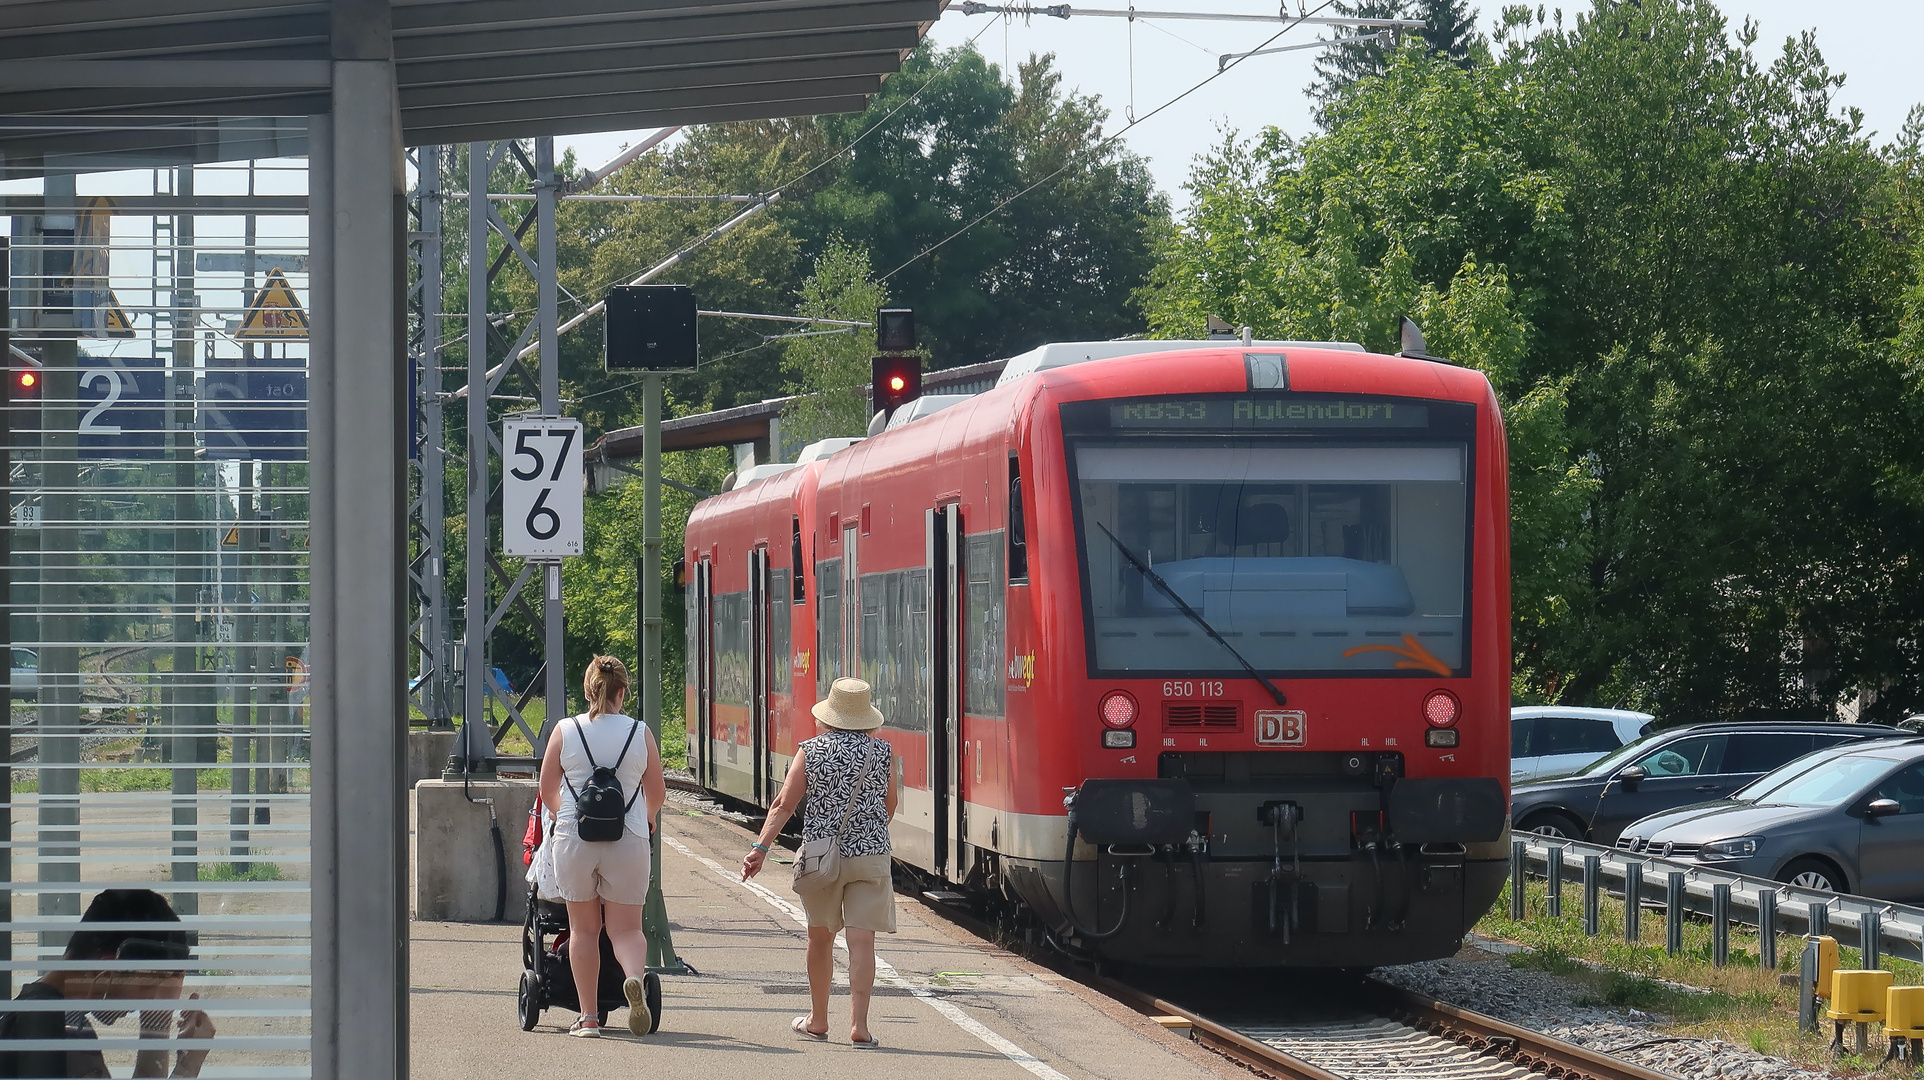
[1309, 0, 1413, 113]
[805, 46, 1168, 365]
[1418, 0, 1478, 67]
[780, 239, 890, 448]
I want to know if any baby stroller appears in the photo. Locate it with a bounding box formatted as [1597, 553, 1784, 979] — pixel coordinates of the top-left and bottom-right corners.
[516, 799, 662, 1033]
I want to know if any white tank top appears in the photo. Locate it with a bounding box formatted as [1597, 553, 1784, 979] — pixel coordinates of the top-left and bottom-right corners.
[554, 713, 653, 838]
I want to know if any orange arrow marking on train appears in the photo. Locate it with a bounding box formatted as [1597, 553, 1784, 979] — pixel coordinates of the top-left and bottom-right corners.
[1342, 634, 1452, 677]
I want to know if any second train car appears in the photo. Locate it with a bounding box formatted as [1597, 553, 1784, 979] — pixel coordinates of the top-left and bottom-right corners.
[684, 338, 1511, 967]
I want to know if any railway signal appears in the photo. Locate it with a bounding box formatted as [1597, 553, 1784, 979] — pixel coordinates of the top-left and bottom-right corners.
[876, 307, 915, 352]
[871, 354, 922, 416]
[605, 283, 698, 372]
[10, 363, 40, 403]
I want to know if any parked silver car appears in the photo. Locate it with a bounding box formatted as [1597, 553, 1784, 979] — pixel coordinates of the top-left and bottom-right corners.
[1617, 737, 1924, 899]
[1510, 706, 1652, 782]
[10, 647, 34, 698]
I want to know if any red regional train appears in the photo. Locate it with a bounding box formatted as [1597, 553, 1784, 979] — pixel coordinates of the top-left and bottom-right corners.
[683, 337, 1512, 968]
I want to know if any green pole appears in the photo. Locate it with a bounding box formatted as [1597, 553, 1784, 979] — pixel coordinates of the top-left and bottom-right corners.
[639, 372, 690, 974]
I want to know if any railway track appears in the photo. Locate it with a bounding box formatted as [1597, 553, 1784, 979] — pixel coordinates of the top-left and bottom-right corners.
[1096, 976, 1676, 1080]
[896, 878, 1674, 1080]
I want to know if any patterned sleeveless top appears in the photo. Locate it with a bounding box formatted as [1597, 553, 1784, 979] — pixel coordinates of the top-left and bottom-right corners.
[800, 730, 892, 857]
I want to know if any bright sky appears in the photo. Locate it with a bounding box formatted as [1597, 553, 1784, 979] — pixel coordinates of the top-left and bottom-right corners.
[559, 1, 1924, 206]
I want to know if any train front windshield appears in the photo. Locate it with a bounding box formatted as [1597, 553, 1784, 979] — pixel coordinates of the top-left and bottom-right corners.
[1065, 394, 1474, 677]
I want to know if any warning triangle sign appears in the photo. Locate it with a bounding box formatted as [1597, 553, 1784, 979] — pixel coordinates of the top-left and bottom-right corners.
[234, 269, 309, 341]
[101, 291, 135, 339]
[222, 527, 240, 546]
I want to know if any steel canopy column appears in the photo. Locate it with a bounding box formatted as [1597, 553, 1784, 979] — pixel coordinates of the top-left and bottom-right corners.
[312, 0, 405, 1072]
[537, 138, 564, 740]
[463, 141, 491, 763]
[418, 149, 450, 727]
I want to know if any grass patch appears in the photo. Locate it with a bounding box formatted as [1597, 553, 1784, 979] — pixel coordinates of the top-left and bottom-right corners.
[197, 861, 284, 882]
[13, 768, 234, 794]
[1479, 876, 1915, 1075]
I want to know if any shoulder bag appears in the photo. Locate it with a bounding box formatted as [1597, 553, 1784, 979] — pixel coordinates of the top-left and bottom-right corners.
[792, 740, 884, 898]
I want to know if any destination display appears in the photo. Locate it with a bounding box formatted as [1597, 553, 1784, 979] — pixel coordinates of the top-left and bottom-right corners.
[1109, 396, 1430, 430]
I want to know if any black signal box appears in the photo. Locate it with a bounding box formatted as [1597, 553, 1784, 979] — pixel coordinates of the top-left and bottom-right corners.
[876, 308, 915, 353]
[606, 284, 698, 372]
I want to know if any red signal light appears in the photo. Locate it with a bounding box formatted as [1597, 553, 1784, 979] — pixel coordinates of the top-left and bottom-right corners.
[17, 371, 36, 390]
[871, 355, 922, 415]
[1099, 690, 1138, 729]
[1423, 690, 1461, 728]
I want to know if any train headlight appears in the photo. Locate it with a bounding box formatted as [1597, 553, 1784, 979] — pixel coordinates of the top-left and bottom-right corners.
[1099, 690, 1138, 729]
[1424, 728, 1459, 748]
[1102, 730, 1136, 749]
[1422, 690, 1461, 728]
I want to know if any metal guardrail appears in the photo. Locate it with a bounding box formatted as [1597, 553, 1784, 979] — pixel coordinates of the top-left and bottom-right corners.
[1508, 834, 1924, 969]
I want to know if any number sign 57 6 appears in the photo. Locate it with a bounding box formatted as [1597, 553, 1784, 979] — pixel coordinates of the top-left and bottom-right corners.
[501, 419, 584, 558]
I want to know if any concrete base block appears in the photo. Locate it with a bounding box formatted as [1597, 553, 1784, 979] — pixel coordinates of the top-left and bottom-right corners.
[412, 779, 536, 923]
[408, 730, 457, 789]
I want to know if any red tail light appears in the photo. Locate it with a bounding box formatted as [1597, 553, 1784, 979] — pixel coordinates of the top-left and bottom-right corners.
[1099, 690, 1138, 729]
[1423, 690, 1460, 728]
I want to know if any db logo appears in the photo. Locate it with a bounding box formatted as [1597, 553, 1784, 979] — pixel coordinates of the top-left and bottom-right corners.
[1256, 710, 1307, 746]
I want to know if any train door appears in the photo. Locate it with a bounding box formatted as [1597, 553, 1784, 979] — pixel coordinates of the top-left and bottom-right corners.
[841, 524, 860, 676]
[749, 546, 770, 806]
[694, 557, 715, 787]
[927, 504, 964, 878]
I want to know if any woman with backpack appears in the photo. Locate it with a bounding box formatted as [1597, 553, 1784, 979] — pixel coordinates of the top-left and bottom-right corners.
[740, 678, 898, 1048]
[537, 655, 667, 1038]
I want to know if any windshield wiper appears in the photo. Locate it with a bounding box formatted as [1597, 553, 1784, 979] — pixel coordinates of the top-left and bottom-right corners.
[1096, 521, 1287, 707]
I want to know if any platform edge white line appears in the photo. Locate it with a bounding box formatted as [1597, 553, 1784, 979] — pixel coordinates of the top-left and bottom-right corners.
[662, 835, 1074, 1080]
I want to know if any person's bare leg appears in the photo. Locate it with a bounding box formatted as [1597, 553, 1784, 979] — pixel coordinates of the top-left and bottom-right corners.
[602, 901, 649, 977]
[564, 900, 604, 1025]
[846, 928, 877, 1043]
[805, 926, 836, 1036]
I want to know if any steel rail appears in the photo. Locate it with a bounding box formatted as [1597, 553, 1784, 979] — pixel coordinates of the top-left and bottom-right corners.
[898, 888, 1674, 1080]
[1094, 974, 1677, 1080]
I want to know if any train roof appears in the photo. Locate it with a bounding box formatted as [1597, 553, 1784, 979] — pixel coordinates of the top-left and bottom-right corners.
[994, 338, 1366, 387]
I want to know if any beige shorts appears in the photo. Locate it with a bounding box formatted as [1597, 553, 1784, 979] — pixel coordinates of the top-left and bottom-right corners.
[798, 853, 897, 934]
[549, 827, 652, 906]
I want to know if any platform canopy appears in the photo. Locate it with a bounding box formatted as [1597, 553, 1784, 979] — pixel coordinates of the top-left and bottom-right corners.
[0, 0, 942, 178]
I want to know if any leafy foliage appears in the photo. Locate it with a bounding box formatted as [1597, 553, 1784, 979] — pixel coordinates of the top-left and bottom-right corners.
[780, 239, 891, 447]
[1148, 0, 1924, 717]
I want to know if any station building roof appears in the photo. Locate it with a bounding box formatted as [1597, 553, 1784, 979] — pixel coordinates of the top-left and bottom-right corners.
[0, 0, 944, 179]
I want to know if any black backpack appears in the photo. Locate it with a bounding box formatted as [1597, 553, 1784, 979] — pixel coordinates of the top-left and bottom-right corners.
[565, 716, 641, 843]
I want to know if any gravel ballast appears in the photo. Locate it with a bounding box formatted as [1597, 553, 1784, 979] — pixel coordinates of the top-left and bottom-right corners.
[1377, 946, 1837, 1080]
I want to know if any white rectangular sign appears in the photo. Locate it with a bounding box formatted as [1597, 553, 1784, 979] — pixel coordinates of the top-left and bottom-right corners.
[502, 418, 584, 558]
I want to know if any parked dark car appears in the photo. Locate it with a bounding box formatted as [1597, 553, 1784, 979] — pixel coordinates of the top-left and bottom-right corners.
[1617, 738, 1924, 899]
[1509, 722, 1903, 844]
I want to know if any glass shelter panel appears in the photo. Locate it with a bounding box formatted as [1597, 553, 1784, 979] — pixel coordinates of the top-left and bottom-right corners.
[4, 151, 312, 1076]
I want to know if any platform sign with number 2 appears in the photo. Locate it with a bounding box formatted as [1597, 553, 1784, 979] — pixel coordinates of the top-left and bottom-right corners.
[502, 419, 583, 558]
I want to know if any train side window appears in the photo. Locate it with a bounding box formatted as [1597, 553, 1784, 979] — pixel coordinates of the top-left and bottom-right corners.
[965, 533, 1006, 719]
[1008, 456, 1029, 583]
[790, 516, 805, 604]
[816, 558, 842, 701]
[769, 567, 791, 695]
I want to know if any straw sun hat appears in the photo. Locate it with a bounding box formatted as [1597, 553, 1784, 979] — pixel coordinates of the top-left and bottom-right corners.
[812, 677, 885, 731]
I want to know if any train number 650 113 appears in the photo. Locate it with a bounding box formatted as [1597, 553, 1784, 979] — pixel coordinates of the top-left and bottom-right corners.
[1162, 681, 1226, 698]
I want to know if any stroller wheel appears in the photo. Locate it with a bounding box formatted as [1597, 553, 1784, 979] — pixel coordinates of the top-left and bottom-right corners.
[517, 970, 541, 1031]
[645, 972, 662, 1034]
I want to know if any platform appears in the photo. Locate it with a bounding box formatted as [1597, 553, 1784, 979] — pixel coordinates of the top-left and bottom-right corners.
[408, 799, 1238, 1080]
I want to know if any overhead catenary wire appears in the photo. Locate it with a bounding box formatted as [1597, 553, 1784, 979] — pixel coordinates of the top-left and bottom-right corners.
[882, 0, 1354, 282]
[956, 1, 1425, 29]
